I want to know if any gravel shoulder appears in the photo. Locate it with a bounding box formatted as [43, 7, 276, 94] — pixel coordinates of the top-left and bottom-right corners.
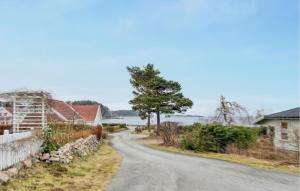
[107, 130, 299, 191]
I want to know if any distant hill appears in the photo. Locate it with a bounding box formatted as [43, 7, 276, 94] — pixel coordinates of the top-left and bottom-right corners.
[112, 110, 138, 117]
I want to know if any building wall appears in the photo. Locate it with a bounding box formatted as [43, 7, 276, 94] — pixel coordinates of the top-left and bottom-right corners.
[0, 108, 12, 125]
[261, 119, 299, 152]
[93, 106, 102, 126]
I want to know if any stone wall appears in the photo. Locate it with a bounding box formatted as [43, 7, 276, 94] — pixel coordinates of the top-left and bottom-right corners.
[0, 135, 100, 184]
[39, 135, 100, 163]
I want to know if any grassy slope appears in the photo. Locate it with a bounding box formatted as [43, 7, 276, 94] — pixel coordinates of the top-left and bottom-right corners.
[0, 143, 122, 191]
[145, 144, 299, 174]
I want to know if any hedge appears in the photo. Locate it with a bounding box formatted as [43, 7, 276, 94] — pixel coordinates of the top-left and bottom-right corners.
[180, 124, 257, 153]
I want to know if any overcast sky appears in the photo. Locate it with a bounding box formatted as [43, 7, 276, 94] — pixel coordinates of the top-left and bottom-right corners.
[0, 0, 298, 116]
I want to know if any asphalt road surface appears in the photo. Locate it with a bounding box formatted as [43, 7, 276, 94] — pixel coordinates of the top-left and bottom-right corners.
[107, 130, 299, 191]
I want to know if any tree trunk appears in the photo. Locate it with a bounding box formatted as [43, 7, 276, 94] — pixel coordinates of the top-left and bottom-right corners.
[156, 110, 160, 136]
[147, 112, 151, 132]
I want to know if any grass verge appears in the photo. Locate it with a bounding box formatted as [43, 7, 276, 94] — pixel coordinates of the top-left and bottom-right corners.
[0, 142, 122, 191]
[145, 144, 299, 174]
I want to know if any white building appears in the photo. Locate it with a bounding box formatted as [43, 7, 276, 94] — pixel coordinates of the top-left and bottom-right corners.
[255, 107, 300, 152]
[71, 104, 102, 126]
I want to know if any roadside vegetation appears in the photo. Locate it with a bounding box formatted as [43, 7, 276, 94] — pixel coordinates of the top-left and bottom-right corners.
[0, 142, 122, 191]
[42, 123, 102, 153]
[102, 123, 128, 133]
[136, 124, 299, 174]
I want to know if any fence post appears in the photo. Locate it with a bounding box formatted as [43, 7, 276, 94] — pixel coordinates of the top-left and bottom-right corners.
[4, 130, 9, 135]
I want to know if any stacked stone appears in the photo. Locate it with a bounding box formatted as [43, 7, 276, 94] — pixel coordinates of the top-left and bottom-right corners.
[39, 135, 99, 164]
[0, 135, 99, 184]
[0, 159, 32, 184]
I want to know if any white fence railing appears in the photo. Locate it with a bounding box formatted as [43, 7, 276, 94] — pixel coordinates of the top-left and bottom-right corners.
[0, 131, 43, 170]
[0, 131, 32, 144]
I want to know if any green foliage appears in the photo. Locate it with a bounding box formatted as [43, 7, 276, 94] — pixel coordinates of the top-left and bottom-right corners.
[127, 64, 193, 129]
[103, 123, 127, 133]
[106, 126, 115, 133]
[181, 124, 257, 153]
[42, 124, 61, 153]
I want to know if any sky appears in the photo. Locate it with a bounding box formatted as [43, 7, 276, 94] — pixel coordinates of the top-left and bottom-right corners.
[0, 0, 298, 116]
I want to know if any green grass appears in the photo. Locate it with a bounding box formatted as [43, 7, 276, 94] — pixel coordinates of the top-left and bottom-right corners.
[146, 144, 300, 174]
[0, 143, 122, 191]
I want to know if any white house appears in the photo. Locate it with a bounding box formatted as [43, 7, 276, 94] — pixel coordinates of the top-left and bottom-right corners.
[255, 107, 300, 152]
[71, 104, 102, 126]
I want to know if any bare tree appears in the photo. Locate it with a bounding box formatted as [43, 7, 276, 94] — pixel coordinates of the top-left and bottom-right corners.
[215, 96, 250, 126]
[160, 122, 181, 146]
[255, 109, 265, 119]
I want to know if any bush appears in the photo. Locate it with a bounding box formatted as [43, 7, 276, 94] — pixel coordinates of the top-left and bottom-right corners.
[102, 131, 108, 139]
[227, 126, 257, 149]
[106, 126, 115, 133]
[180, 124, 257, 153]
[119, 124, 127, 129]
[42, 125, 61, 153]
[135, 127, 142, 134]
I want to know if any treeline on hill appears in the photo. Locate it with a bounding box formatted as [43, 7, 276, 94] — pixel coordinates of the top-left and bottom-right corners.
[70, 100, 137, 118]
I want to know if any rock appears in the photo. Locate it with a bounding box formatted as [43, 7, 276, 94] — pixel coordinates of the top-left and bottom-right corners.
[49, 157, 60, 162]
[0, 172, 9, 184]
[14, 163, 24, 171]
[6, 168, 18, 177]
[23, 159, 32, 168]
[41, 153, 50, 161]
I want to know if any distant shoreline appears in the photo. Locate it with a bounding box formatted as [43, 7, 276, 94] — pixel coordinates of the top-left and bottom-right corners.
[104, 115, 203, 119]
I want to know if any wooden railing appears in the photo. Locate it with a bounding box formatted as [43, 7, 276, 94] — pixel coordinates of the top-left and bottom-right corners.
[0, 130, 42, 170]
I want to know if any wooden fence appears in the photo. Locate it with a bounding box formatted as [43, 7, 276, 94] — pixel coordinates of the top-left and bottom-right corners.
[0, 124, 102, 170]
[49, 123, 102, 145]
[0, 131, 42, 170]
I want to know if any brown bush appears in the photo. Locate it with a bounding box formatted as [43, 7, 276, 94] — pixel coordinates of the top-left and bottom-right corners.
[225, 138, 299, 165]
[102, 131, 108, 139]
[160, 122, 181, 146]
[49, 123, 102, 145]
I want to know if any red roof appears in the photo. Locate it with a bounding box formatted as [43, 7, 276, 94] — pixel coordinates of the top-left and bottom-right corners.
[71, 105, 99, 121]
[49, 99, 84, 122]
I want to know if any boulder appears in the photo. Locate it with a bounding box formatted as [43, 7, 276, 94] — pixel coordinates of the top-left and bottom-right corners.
[6, 168, 18, 177]
[23, 159, 32, 168]
[0, 172, 9, 184]
[49, 157, 60, 162]
[41, 153, 50, 161]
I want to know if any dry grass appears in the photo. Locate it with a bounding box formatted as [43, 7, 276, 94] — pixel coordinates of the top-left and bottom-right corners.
[0, 142, 122, 191]
[145, 143, 300, 174]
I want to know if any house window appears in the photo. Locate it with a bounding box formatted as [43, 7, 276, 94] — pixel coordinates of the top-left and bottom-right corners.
[281, 132, 288, 140]
[281, 122, 288, 129]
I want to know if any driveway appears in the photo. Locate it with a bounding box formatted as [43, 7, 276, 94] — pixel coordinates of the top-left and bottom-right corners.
[107, 130, 299, 191]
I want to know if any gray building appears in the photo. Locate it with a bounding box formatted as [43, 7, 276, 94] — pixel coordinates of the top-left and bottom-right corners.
[255, 107, 300, 152]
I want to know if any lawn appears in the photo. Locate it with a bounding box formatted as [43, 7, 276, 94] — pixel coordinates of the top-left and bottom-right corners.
[0, 142, 122, 191]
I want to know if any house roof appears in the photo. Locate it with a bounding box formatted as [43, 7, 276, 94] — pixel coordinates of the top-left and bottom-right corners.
[47, 113, 65, 123]
[48, 99, 84, 122]
[71, 105, 99, 121]
[255, 107, 300, 124]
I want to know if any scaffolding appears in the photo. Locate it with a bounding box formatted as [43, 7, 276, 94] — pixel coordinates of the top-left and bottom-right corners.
[0, 91, 51, 132]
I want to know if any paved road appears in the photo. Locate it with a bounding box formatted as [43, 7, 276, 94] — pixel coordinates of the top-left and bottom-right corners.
[107, 130, 299, 191]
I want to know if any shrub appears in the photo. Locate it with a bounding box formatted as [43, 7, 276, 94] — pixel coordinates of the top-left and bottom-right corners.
[227, 126, 257, 149]
[42, 125, 61, 153]
[102, 131, 108, 139]
[180, 124, 257, 153]
[106, 126, 115, 133]
[135, 127, 142, 134]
